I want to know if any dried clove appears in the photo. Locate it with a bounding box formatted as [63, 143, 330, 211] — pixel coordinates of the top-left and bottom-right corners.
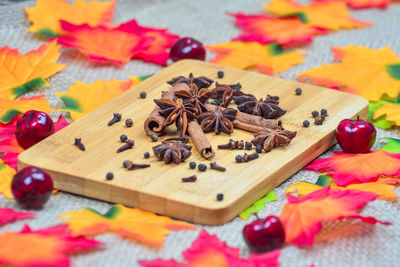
[117, 139, 134, 153]
[314, 115, 325, 125]
[74, 138, 85, 151]
[108, 113, 122, 126]
[217, 139, 245, 150]
[236, 140, 244, 150]
[164, 135, 189, 143]
[210, 162, 226, 172]
[182, 175, 197, 183]
[123, 160, 150, 170]
[242, 153, 259, 162]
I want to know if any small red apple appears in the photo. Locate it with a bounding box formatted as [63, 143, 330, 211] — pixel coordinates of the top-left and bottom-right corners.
[169, 37, 206, 62]
[15, 110, 55, 149]
[242, 215, 285, 253]
[336, 115, 376, 153]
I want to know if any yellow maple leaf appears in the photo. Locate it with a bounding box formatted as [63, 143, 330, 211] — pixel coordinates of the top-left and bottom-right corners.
[25, 0, 116, 37]
[373, 101, 400, 126]
[58, 204, 197, 247]
[206, 42, 305, 75]
[298, 46, 400, 101]
[55, 79, 132, 121]
[0, 41, 66, 99]
[263, 0, 371, 31]
[0, 160, 16, 199]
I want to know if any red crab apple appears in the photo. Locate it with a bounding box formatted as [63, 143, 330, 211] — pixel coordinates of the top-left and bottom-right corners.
[169, 37, 206, 62]
[11, 166, 54, 209]
[336, 115, 376, 153]
[15, 110, 55, 149]
[242, 215, 285, 253]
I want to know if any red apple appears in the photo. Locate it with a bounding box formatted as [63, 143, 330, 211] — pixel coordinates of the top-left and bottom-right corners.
[169, 37, 206, 62]
[15, 110, 55, 149]
[242, 215, 285, 253]
[336, 115, 376, 153]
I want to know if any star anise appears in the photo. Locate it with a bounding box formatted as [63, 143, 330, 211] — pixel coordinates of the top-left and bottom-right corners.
[210, 82, 243, 107]
[174, 83, 210, 115]
[233, 94, 286, 119]
[251, 128, 297, 152]
[167, 73, 214, 89]
[152, 141, 192, 164]
[154, 98, 196, 136]
[197, 106, 237, 134]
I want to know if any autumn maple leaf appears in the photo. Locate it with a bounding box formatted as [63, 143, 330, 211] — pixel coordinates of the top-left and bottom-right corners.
[206, 41, 305, 75]
[263, 0, 372, 31]
[311, 0, 391, 9]
[298, 46, 400, 101]
[280, 186, 389, 246]
[0, 208, 35, 226]
[139, 230, 281, 267]
[0, 160, 16, 199]
[305, 150, 400, 186]
[58, 204, 197, 247]
[239, 191, 278, 220]
[373, 100, 400, 127]
[55, 79, 132, 121]
[25, 0, 116, 37]
[0, 224, 101, 267]
[0, 41, 66, 99]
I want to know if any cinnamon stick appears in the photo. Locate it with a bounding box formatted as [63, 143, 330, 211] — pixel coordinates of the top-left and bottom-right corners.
[144, 83, 190, 136]
[205, 104, 281, 129]
[188, 120, 215, 160]
[233, 120, 268, 133]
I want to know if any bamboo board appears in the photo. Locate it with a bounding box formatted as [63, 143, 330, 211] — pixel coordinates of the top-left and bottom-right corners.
[18, 60, 369, 225]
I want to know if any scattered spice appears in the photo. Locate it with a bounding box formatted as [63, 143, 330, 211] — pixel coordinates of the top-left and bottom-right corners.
[210, 162, 226, 172]
[231, 82, 241, 90]
[106, 172, 114, 180]
[303, 120, 310, 127]
[117, 139, 134, 153]
[314, 116, 325, 125]
[151, 135, 159, 142]
[125, 119, 133, 127]
[242, 152, 259, 162]
[217, 71, 224, 78]
[108, 113, 122, 126]
[234, 94, 286, 119]
[245, 141, 252, 150]
[153, 141, 192, 164]
[144, 152, 150, 159]
[295, 88, 302, 95]
[198, 163, 207, 172]
[189, 162, 196, 169]
[174, 83, 210, 115]
[123, 160, 151, 170]
[210, 82, 243, 107]
[235, 155, 243, 163]
[140, 91, 147, 99]
[120, 134, 128, 143]
[255, 145, 263, 153]
[164, 135, 189, 143]
[311, 110, 319, 118]
[74, 138, 85, 151]
[182, 175, 197, 183]
[211, 99, 220, 106]
[218, 139, 245, 150]
[197, 106, 237, 134]
[252, 129, 297, 152]
[167, 73, 214, 89]
[321, 109, 328, 117]
[217, 193, 224, 201]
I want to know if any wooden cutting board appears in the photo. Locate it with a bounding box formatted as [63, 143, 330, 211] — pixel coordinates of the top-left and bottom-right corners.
[18, 60, 369, 225]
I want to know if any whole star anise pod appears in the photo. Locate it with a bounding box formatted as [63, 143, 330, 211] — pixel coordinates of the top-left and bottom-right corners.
[210, 82, 243, 107]
[251, 128, 297, 152]
[174, 83, 210, 115]
[152, 141, 192, 164]
[233, 94, 286, 119]
[167, 73, 214, 89]
[197, 106, 237, 134]
[154, 98, 196, 136]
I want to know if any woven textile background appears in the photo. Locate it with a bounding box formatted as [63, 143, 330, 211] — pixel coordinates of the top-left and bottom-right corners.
[1, 1, 400, 266]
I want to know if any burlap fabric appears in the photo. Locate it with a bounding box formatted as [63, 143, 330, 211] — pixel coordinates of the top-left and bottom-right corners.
[1, 1, 400, 266]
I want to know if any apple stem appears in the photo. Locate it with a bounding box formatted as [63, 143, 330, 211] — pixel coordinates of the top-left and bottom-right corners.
[254, 213, 260, 221]
[357, 114, 360, 121]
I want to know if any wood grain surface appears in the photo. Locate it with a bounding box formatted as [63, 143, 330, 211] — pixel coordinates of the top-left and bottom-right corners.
[18, 60, 369, 225]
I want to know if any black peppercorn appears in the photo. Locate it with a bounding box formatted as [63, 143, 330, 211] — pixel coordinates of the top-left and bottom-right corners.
[235, 155, 243, 163]
[295, 87, 302, 95]
[217, 71, 224, 78]
[151, 135, 158, 142]
[144, 152, 150, 159]
[198, 163, 207, 172]
[189, 162, 196, 169]
[320, 109, 328, 116]
[120, 134, 128, 143]
[311, 110, 319, 118]
[303, 120, 310, 127]
[245, 141, 252, 150]
[106, 172, 114, 180]
[139, 91, 147, 99]
[125, 118, 133, 127]
[255, 145, 263, 153]
[217, 193, 224, 201]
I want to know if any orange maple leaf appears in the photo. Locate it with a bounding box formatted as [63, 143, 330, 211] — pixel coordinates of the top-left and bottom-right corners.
[373, 101, 400, 127]
[230, 13, 326, 45]
[0, 41, 66, 99]
[305, 150, 400, 186]
[58, 204, 197, 247]
[298, 46, 400, 101]
[263, 0, 372, 31]
[0, 224, 101, 267]
[206, 42, 305, 75]
[311, 0, 391, 9]
[25, 0, 116, 38]
[280, 186, 389, 246]
[55, 79, 132, 121]
[0, 160, 16, 199]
